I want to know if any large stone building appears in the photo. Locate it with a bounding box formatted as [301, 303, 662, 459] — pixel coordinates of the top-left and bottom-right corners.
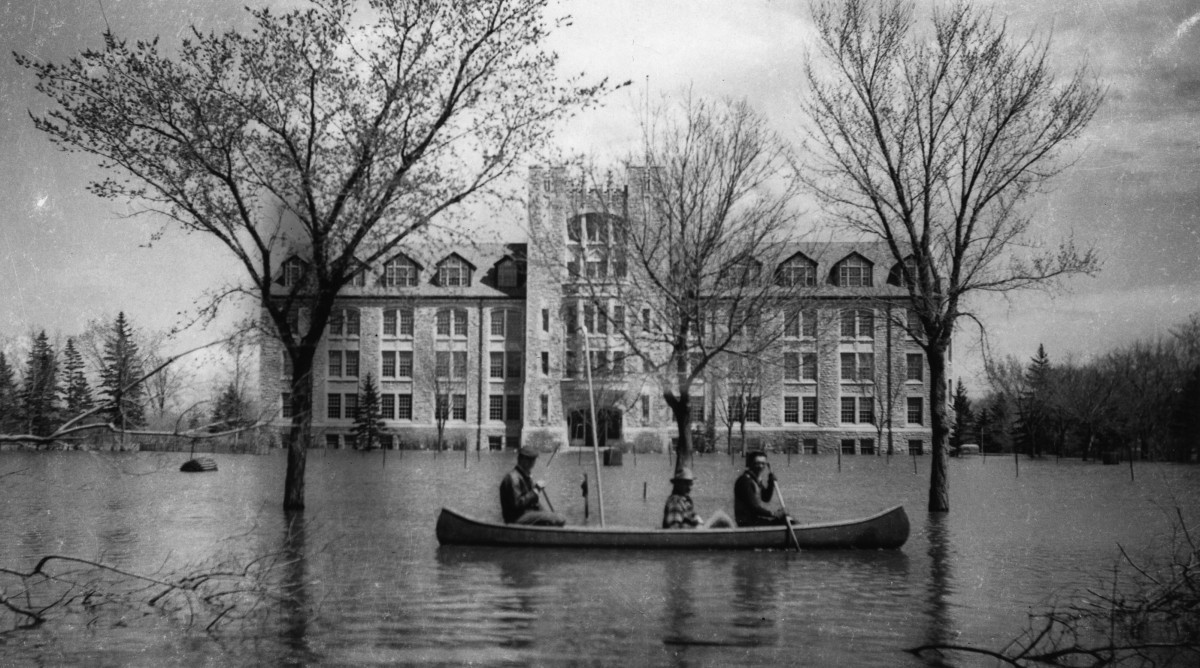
[260, 167, 934, 455]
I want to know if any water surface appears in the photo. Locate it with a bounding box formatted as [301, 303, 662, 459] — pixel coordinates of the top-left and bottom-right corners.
[1, 450, 1196, 666]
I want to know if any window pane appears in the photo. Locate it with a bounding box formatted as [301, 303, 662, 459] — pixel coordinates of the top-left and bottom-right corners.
[453, 351, 467, 379]
[381, 394, 394, 419]
[436, 310, 450, 336]
[859, 398, 874, 424]
[506, 352, 522, 379]
[329, 350, 342, 377]
[398, 309, 413, 336]
[784, 396, 799, 423]
[397, 394, 412, 419]
[802, 396, 817, 423]
[454, 310, 467, 337]
[491, 352, 505, 379]
[382, 351, 396, 378]
[840, 353, 856, 381]
[452, 395, 466, 420]
[383, 310, 396, 336]
[840, 397, 856, 423]
[397, 352, 412, 377]
[490, 395, 504, 421]
[802, 353, 817, 381]
[436, 351, 450, 378]
[328, 394, 341, 420]
[491, 310, 506, 337]
[907, 353, 924, 381]
[345, 351, 359, 377]
[784, 353, 800, 381]
[907, 397, 924, 424]
[506, 395, 521, 421]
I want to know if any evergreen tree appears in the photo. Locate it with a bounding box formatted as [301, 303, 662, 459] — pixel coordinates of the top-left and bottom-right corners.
[211, 383, 248, 428]
[0, 351, 21, 433]
[1169, 365, 1200, 463]
[1015, 344, 1051, 457]
[950, 380, 974, 451]
[21, 331, 60, 437]
[61, 338, 93, 417]
[353, 373, 386, 450]
[100, 312, 145, 429]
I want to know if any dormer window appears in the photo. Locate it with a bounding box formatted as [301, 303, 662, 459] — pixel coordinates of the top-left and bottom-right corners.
[723, 256, 762, 287]
[497, 259, 519, 287]
[384, 257, 419, 287]
[437, 256, 471, 287]
[281, 257, 307, 288]
[888, 256, 919, 287]
[777, 254, 817, 287]
[835, 254, 873, 287]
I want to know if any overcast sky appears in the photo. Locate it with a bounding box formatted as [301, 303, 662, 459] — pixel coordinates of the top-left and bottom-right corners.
[1, 0, 1198, 390]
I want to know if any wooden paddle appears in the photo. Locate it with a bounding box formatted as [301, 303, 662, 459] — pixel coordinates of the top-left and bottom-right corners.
[538, 486, 556, 513]
[771, 469, 800, 552]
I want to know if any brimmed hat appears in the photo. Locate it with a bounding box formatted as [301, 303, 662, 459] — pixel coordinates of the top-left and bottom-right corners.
[671, 467, 695, 483]
[517, 446, 540, 459]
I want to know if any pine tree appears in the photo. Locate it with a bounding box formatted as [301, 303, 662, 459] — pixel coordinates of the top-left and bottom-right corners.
[21, 331, 60, 437]
[353, 373, 386, 450]
[212, 383, 248, 428]
[61, 338, 93, 417]
[100, 312, 145, 429]
[1016, 344, 1051, 457]
[950, 379, 974, 451]
[0, 352, 21, 433]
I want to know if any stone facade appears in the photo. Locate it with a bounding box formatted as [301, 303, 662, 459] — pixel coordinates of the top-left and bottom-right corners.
[260, 167, 934, 454]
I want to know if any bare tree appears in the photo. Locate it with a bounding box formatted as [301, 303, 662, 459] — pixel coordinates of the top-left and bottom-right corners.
[20, 0, 607, 509]
[544, 93, 807, 475]
[803, 0, 1103, 511]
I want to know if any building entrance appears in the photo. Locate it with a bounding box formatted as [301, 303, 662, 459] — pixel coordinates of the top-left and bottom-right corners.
[567, 408, 623, 448]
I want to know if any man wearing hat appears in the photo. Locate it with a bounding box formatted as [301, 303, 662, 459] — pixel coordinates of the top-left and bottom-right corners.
[734, 450, 790, 526]
[499, 446, 566, 526]
[662, 467, 732, 529]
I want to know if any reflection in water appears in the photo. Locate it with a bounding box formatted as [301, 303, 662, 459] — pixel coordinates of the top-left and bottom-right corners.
[922, 513, 955, 667]
[280, 510, 316, 664]
[732, 557, 779, 646]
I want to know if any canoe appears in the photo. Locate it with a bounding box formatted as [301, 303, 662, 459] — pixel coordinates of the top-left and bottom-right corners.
[436, 505, 909, 550]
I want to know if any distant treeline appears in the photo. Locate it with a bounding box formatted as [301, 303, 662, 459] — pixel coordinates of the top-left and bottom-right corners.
[951, 313, 1200, 462]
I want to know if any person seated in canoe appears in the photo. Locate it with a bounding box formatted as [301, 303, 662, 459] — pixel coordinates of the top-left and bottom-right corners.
[733, 451, 791, 526]
[662, 467, 733, 529]
[499, 446, 566, 526]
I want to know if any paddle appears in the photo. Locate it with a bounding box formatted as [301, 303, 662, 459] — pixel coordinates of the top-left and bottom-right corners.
[538, 486, 556, 513]
[770, 466, 801, 552]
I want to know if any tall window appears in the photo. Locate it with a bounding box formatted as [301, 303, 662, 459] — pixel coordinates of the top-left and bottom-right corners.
[837, 255, 873, 287]
[490, 309, 509, 337]
[328, 394, 342, 420]
[396, 351, 412, 378]
[906, 353, 924, 382]
[344, 351, 359, 378]
[506, 395, 522, 422]
[641, 395, 650, 421]
[383, 257, 418, 287]
[801, 396, 817, 423]
[382, 351, 396, 378]
[777, 255, 817, 287]
[328, 350, 342, 377]
[383, 308, 414, 337]
[281, 393, 292, 418]
[381, 394, 395, 420]
[840, 396, 873, 423]
[329, 308, 360, 337]
[452, 394, 466, 420]
[436, 308, 468, 337]
[840, 309, 874, 339]
[784, 396, 800, 423]
[540, 394, 549, 421]
[840, 352, 875, 382]
[489, 395, 504, 421]
[907, 397, 924, 425]
[541, 351, 549, 375]
[802, 353, 817, 381]
[437, 256, 470, 287]
[490, 352, 505, 379]
[784, 353, 801, 382]
[437, 351, 468, 379]
[396, 394, 413, 420]
[785, 308, 815, 338]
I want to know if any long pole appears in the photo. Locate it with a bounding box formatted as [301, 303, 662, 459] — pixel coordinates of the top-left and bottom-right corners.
[773, 478, 800, 552]
[581, 326, 606, 525]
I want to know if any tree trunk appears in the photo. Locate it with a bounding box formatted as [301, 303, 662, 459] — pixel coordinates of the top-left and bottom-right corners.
[927, 342, 951, 513]
[284, 353, 314, 511]
[664, 393, 692, 475]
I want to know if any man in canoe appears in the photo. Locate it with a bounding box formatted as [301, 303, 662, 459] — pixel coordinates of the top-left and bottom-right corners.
[662, 468, 733, 529]
[734, 451, 790, 526]
[500, 446, 566, 526]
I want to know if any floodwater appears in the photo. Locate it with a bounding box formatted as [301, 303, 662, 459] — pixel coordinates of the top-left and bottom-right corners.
[1, 449, 1197, 667]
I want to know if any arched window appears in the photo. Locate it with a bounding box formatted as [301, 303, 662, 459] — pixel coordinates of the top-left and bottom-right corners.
[840, 308, 874, 339]
[436, 307, 468, 338]
[382, 307, 414, 337]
